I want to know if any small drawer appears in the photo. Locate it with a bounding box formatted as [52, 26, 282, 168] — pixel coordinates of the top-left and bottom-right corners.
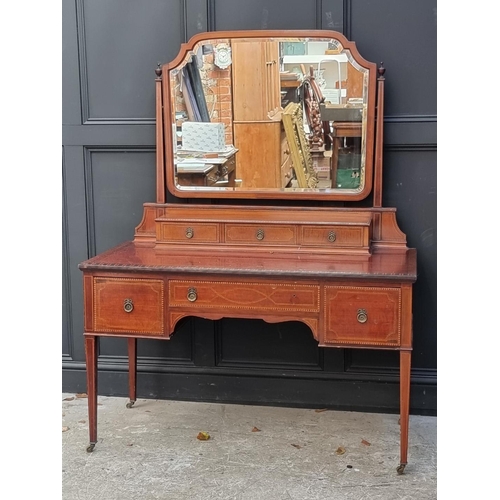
[280, 134, 291, 165]
[222, 155, 236, 175]
[224, 224, 296, 245]
[93, 278, 164, 335]
[169, 280, 320, 313]
[158, 222, 220, 243]
[300, 225, 370, 249]
[176, 164, 219, 187]
[324, 286, 401, 347]
[281, 156, 293, 187]
[204, 166, 220, 186]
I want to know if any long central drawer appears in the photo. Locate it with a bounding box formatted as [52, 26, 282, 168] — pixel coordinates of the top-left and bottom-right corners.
[168, 280, 320, 313]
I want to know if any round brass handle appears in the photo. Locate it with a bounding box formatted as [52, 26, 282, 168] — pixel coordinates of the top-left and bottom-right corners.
[256, 228, 265, 241]
[328, 231, 336, 242]
[124, 298, 134, 313]
[357, 309, 368, 324]
[187, 288, 197, 302]
[185, 227, 194, 239]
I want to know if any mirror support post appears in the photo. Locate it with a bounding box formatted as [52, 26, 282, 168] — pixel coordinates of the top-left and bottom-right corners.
[373, 63, 386, 208]
[155, 64, 166, 204]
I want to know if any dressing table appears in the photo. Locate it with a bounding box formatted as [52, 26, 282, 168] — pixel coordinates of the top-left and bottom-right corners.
[79, 30, 417, 475]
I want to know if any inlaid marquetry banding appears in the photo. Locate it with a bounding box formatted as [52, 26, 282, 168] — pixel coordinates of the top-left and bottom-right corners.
[323, 339, 399, 346]
[323, 285, 401, 346]
[93, 277, 164, 334]
[169, 280, 320, 313]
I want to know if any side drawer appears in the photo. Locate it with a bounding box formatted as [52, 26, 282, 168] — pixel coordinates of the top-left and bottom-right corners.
[300, 225, 370, 249]
[224, 224, 296, 245]
[169, 280, 320, 313]
[323, 286, 401, 347]
[157, 222, 220, 244]
[93, 277, 164, 335]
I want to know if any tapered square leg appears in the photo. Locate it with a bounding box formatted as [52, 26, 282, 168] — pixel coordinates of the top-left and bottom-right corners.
[398, 350, 411, 474]
[126, 338, 137, 408]
[84, 336, 98, 452]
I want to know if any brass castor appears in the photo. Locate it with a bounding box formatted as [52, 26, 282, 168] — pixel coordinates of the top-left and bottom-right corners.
[86, 443, 96, 453]
[126, 400, 135, 409]
[396, 463, 406, 475]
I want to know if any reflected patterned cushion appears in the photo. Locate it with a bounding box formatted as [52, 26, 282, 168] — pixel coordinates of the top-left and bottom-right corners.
[181, 122, 226, 152]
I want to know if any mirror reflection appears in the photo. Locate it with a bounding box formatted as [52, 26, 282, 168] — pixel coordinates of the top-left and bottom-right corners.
[170, 37, 368, 193]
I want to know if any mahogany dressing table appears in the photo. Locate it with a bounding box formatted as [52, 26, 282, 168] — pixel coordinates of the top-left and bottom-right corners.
[79, 30, 416, 475]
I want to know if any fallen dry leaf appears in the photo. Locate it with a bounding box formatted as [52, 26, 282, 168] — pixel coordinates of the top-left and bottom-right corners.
[62, 426, 70, 432]
[315, 408, 328, 413]
[361, 439, 371, 446]
[335, 446, 346, 455]
[197, 432, 210, 441]
[291, 444, 302, 449]
[76, 393, 88, 398]
[251, 427, 261, 432]
[63, 397, 74, 401]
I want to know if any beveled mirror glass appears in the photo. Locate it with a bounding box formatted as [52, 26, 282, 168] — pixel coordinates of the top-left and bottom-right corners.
[164, 31, 376, 200]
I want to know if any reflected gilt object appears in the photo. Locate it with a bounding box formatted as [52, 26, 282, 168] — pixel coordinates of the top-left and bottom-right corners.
[282, 102, 318, 188]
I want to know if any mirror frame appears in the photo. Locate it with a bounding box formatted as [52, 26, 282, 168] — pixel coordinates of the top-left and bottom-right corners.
[162, 30, 377, 201]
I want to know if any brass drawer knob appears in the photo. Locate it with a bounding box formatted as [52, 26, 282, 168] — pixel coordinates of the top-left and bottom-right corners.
[256, 228, 265, 241]
[123, 298, 134, 313]
[187, 287, 197, 302]
[185, 227, 194, 239]
[357, 308, 368, 324]
[328, 231, 336, 242]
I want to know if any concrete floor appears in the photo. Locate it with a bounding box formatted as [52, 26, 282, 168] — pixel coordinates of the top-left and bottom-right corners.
[62, 393, 437, 499]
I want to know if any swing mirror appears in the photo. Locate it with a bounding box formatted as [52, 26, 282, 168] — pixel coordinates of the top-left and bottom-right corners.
[163, 31, 377, 201]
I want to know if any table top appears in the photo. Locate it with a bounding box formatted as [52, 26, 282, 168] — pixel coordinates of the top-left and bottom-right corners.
[79, 241, 417, 281]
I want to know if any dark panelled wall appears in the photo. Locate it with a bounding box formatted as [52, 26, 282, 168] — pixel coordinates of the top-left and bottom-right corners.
[62, 0, 437, 415]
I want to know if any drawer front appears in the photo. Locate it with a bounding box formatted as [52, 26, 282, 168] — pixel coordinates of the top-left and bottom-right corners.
[300, 225, 369, 248]
[169, 280, 320, 313]
[225, 224, 296, 245]
[280, 134, 291, 165]
[324, 286, 400, 346]
[158, 222, 220, 243]
[93, 278, 164, 335]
